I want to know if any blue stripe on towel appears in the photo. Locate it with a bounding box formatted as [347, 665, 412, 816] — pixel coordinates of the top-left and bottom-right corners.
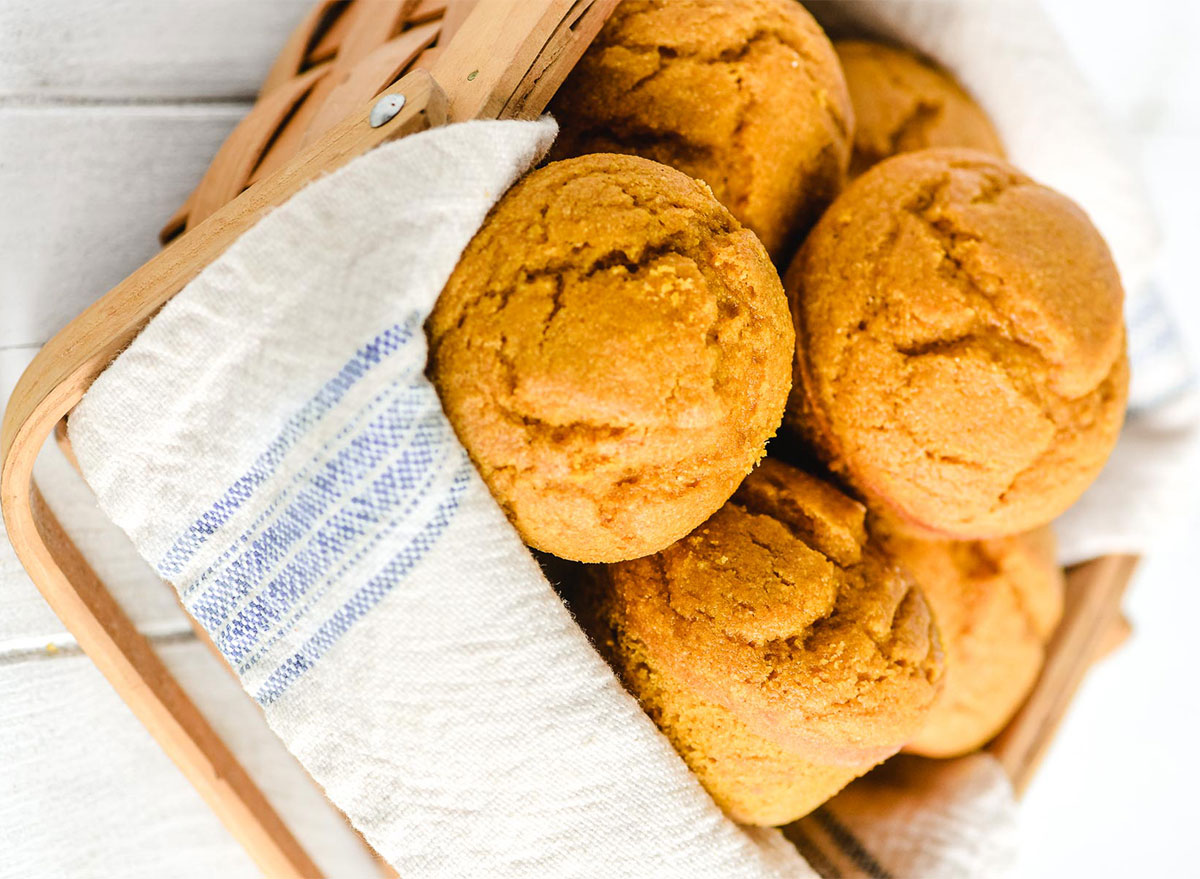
[186, 389, 435, 633]
[254, 462, 471, 705]
[157, 314, 421, 578]
[178, 371, 401, 600]
[167, 314, 475, 699]
[217, 413, 455, 672]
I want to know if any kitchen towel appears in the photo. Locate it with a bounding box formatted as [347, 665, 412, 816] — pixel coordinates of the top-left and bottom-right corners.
[70, 117, 814, 879]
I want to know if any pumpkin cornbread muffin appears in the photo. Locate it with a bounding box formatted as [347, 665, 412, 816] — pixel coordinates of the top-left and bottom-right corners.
[573, 459, 944, 824]
[550, 0, 853, 259]
[835, 40, 1004, 178]
[785, 149, 1129, 538]
[872, 518, 1063, 757]
[427, 154, 793, 563]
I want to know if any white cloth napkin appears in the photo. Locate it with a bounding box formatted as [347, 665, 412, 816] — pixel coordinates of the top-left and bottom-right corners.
[67, 2, 1196, 877]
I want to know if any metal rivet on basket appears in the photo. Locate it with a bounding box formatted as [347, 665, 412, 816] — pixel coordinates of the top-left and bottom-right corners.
[369, 93, 406, 128]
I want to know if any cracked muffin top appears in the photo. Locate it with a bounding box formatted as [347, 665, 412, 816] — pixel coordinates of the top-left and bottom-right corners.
[835, 40, 1004, 178]
[589, 458, 944, 762]
[427, 153, 793, 563]
[549, 0, 853, 260]
[785, 148, 1128, 538]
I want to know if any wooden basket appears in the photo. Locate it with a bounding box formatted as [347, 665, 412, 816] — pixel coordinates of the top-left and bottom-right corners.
[0, 1, 1137, 875]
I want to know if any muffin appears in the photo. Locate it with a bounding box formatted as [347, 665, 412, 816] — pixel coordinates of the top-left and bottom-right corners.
[573, 459, 944, 824]
[550, 0, 853, 259]
[785, 148, 1128, 538]
[427, 154, 794, 563]
[835, 39, 1004, 178]
[872, 519, 1063, 757]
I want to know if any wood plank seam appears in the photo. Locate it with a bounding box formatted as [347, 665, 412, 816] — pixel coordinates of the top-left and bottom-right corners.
[0, 630, 197, 667]
[0, 95, 259, 109]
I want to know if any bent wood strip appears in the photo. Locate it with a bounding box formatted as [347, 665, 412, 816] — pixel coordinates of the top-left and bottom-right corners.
[438, 0, 480, 48]
[411, 0, 452, 26]
[189, 63, 331, 229]
[300, 22, 441, 150]
[262, 0, 343, 96]
[498, 0, 607, 119]
[293, 1, 416, 152]
[431, 0, 620, 122]
[24, 484, 319, 877]
[1, 71, 447, 879]
[307, 2, 356, 66]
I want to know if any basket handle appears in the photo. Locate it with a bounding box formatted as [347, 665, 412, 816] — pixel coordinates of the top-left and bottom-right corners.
[1, 2, 619, 872]
[0, 69, 453, 879]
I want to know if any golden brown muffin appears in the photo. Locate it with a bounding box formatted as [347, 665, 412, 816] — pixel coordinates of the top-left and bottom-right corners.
[573, 459, 944, 824]
[785, 148, 1129, 539]
[428, 154, 794, 563]
[835, 40, 1004, 178]
[550, 0, 853, 259]
[871, 518, 1063, 757]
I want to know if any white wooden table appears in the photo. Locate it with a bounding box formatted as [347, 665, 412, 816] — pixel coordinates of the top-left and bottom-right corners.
[2, 2, 1198, 877]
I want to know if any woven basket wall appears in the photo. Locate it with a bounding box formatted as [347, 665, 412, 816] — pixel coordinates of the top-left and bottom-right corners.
[161, 0, 478, 244]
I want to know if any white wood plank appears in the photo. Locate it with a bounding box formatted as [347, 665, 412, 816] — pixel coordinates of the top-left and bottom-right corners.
[1, 343, 192, 648]
[0, 104, 246, 349]
[0, 0, 311, 101]
[2, 343, 377, 875]
[0, 346, 37, 416]
[0, 640, 378, 878]
[0, 645, 256, 879]
[0, 348, 90, 649]
[0, 523, 70, 652]
[0, 435, 194, 650]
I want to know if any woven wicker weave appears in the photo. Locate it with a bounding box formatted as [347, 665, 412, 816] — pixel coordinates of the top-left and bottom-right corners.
[161, 0, 482, 243]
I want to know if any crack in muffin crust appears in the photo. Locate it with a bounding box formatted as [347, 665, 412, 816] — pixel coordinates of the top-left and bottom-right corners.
[785, 148, 1128, 537]
[428, 154, 793, 562]
[550, 0, 853, 258]
[567, 459, 945, 824]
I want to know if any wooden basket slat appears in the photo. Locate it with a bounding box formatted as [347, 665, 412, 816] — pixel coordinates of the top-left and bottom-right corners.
[438, 0, 481, 47]
[164, 0, 478, 242]
[334, 0, 419, 66]
[300, 21, 442, 151]
[190, 64, 331, 229]
[303, 1, 356, 68]
[261, 0, 344, 97]
[410, 0, 452, 26]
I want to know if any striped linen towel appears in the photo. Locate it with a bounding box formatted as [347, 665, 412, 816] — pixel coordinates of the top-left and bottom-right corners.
[70, 117, 813, 878]
[67, 2, 1196, 877]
